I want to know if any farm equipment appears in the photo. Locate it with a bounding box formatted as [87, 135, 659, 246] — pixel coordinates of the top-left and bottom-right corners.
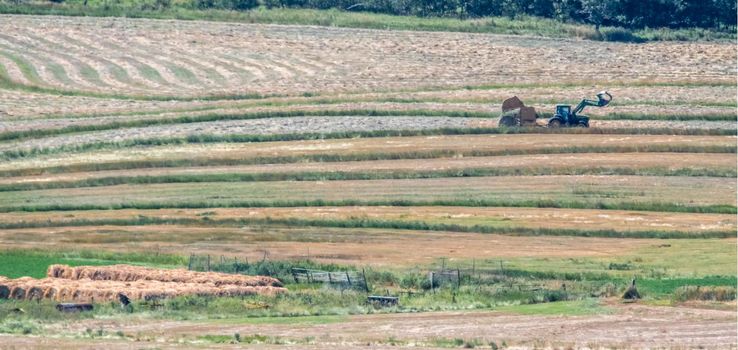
[498, 91, 612, 128]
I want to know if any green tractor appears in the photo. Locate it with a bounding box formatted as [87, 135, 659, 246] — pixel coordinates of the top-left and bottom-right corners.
[547, 91, 612, 128]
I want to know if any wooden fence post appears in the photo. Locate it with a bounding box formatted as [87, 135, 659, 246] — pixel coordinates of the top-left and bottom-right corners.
[346, 272, 352, 286]
[362, 268, 370, 292]
[429, 272, 435, 294]
[457, 268, 461, 288]
[207, 254, 211, 272]
[187, 253, 193, 271]
[292, 269, 299, 283]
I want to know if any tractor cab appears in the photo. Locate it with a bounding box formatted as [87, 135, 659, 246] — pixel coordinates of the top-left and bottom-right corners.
[555, 105, 571, 123]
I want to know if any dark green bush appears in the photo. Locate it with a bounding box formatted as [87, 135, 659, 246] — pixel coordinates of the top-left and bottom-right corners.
[600, 27, 643, 42]
[194, 0, 257, 10]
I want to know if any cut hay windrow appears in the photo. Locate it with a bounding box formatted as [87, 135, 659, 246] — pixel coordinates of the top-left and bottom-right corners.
[0, 277, 285, 303]
[47, 264, 283, 287]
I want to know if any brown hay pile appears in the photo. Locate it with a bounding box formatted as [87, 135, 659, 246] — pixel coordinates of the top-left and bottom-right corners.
[47, 264, 282, 287]
[0, 277, 286, 303]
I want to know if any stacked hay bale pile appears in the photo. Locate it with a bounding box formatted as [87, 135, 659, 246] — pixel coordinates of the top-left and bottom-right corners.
[498, 96, 540, 127]
[0, 265, 285, 302]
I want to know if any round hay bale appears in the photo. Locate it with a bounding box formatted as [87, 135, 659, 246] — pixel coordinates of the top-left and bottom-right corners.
[0, 284, 10, 299]
[10, 286, 26, 300]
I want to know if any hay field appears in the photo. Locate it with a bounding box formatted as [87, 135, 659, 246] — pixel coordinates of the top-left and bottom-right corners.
[0, 16, 733, 98]
[0, 13, 736, 349]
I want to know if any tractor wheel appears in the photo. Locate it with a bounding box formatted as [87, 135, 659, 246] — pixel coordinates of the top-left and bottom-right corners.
[547, 118, 562, 128]
[576, 121, 588, 128]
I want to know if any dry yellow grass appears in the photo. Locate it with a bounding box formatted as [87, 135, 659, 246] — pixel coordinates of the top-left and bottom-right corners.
[0, 225, 669, 267]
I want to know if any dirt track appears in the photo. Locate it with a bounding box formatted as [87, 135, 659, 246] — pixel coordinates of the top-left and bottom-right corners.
[1, 303, 733, 349]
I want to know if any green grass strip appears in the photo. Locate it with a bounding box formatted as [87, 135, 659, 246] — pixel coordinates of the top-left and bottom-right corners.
[0, 50, 43, 85]
[1, 199, 734, 214]
[0, 166, 734, 192]
[1, 216, 733, 239]
[2, 127, 734, 161]
[1, 146, 733, 178]
[0, 249, 184, 278]
[594, 113, 736, 121]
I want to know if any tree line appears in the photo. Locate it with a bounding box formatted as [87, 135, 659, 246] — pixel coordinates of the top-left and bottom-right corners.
[207, 0, 734, 31]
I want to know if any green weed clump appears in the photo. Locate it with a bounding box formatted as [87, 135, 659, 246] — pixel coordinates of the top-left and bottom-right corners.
[672, 286, 737, 302]
[636, 276, 738, 298]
